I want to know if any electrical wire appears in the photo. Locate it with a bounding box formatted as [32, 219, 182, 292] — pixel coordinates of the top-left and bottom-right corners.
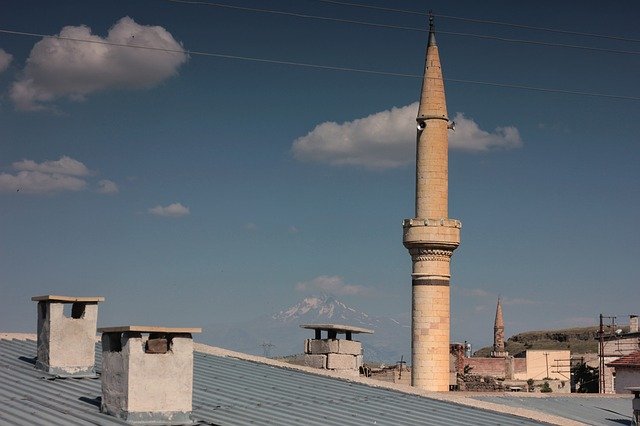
[1, 27, 639, 101]
[312, 0, 640, 43]
[164, 0, 424, 33]
[163, 0, 640, 56]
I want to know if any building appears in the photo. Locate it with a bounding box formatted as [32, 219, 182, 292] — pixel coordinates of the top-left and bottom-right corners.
[606, 351, 640, 394]
[402, 14, 461, 392]
[456, 300, 570, 392]
[600, 315, 640, 394]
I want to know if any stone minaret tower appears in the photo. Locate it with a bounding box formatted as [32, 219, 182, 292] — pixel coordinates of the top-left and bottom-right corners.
[403, 16, 461, 391]
[491, 298, 508, 358]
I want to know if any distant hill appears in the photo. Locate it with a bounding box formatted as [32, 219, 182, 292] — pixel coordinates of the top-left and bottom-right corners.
[473, 325, 628, 357]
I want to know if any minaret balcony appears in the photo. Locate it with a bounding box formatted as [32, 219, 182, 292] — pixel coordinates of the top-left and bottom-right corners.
[402, 218, 461, 249]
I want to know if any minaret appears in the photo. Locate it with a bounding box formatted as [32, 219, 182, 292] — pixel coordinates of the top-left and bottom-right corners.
[402, 15, 461, 391]
[491, 298, 508, 358]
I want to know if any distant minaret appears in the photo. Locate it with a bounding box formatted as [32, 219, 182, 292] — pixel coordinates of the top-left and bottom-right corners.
[402, 14, 461, 391]
[491, 298, 508, 358]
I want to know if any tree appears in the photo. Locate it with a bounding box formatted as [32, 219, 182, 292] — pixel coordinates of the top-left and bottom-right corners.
[540, 381, 552, 393]
[571, 362, 599, 393]
[526, 378, 534, 392]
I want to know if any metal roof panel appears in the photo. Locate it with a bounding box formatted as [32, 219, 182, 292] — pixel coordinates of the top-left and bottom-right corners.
[0, 337, 550, 426]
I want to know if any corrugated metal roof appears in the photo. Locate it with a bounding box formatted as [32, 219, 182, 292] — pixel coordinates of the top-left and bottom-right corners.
[473, 395, 634, 426]
[0, 337, 546, 425]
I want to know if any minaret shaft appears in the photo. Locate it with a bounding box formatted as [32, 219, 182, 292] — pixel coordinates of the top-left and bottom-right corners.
[403, 21, 461, 392]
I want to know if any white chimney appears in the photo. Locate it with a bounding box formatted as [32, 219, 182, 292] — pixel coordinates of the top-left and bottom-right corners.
[31, 295, 104, 377]
[99, 326, 201, 424]
[630, 315, 638, 333]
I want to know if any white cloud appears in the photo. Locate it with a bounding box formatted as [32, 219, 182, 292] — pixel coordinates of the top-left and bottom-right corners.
[97, 179, 118, 194]
[13, 155, 90, 176]
[0, 49, 12, 73]
[0, 170, 86, 194]
[449, 112, 523, 152]
[0, 156, 91, 194]
[292, 104, 415, 169]
[149, 202, 190, 218]
[244, 222, 258, 231]
[295, 275, 371, 297]
[292, 102, 523, 169]
[10, 17, 187, 111]
[0, 156, 119, 195]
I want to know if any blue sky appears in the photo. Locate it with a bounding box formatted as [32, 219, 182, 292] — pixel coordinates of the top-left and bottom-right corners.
[0, 0, 638, 350]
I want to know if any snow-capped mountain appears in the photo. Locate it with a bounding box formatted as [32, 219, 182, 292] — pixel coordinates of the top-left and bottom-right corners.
[201, 295, 410, 364]
[271, 295, 376, 326]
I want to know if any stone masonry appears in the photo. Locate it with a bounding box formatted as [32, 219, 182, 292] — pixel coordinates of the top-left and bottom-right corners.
[31, 295, 104, 377]
[300, 324, 371, 377]
[99, 326, 201, 425]
[402, 17, 460, 391]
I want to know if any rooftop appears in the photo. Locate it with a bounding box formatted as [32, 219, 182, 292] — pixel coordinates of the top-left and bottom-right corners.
[606, 351, 640, 368]
[0, 333, 583, 426]
[31, 295, 105, 303]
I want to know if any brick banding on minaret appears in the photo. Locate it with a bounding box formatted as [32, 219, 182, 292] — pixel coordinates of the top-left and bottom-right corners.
[402, 15, 461, 392]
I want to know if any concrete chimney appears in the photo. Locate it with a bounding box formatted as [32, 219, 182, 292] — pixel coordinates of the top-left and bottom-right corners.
[31, 295, 104, 377]
[99, 326, 201, 424]
[630, 315, 638, 333]
[300, 324, 372, 377]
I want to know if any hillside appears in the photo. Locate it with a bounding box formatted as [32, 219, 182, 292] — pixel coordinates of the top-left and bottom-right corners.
[473, 325, 623, 357]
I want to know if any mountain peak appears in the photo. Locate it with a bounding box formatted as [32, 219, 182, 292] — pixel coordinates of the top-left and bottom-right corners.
[271, 295, 363, 324]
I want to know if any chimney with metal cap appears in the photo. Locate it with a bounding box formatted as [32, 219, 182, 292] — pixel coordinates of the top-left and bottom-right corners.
[300, 323, 373, 377]
[31, 295, 104, 377]
[99, 325, 201, 424]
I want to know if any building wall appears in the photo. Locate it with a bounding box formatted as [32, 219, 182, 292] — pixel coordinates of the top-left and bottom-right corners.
[465, 358, 508, 377]
[514, 358, 526, 374]
[514, 350, 570, 381]
[613, 368, 640, 393]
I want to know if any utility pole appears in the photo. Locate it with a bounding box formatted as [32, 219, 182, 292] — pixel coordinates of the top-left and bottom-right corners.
[543, 352, 550, 379]
[396, 355, 407, 380]
[598, 314, 617, 394]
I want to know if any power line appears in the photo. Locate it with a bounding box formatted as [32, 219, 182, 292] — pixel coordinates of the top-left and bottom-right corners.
[165, 0, 423, 33]
[1, 27, 639, 101]
[312, 0, 640, 43]
[162, 0, 640, 57]
[438, 30, 640, 56]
